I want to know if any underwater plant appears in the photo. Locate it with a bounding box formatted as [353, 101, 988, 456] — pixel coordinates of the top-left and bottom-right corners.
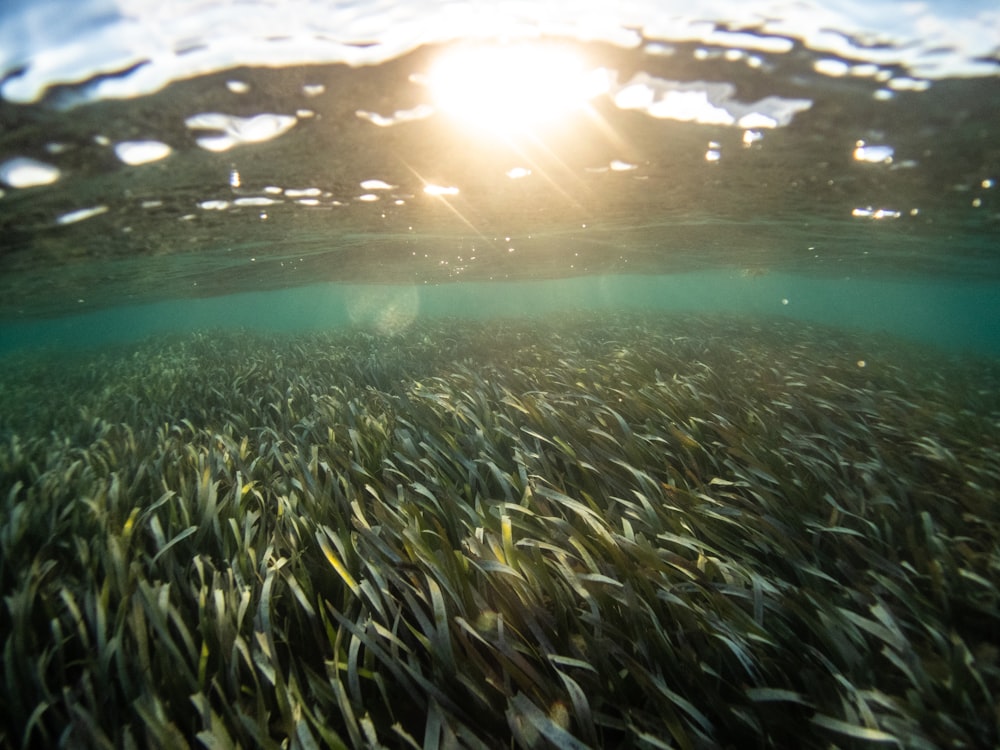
[0, 313, 997, 748]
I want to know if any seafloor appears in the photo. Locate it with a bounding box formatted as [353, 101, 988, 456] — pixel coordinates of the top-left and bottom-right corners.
[0, 312, 997, 748]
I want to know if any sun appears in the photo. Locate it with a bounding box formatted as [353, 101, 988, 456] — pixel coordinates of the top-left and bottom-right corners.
[425, 43, 609, 137]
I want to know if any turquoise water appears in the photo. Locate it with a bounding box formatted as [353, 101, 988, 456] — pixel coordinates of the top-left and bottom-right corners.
[3, 273, 998, 357]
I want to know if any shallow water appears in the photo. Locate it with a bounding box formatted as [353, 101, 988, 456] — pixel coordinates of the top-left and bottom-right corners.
[1, 1, 999, 747]
[1, 311, 998, 747]
[1, 0, 998, 351]
[1, 273, 1000, 357]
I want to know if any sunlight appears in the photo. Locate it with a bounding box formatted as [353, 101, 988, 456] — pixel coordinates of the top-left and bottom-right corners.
[425, 43, 609, 136]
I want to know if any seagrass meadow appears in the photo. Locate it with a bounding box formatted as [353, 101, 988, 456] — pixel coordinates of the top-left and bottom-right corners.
[0, 312, 998, 749]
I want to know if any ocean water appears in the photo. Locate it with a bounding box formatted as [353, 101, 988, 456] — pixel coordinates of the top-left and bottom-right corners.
[1, 0, 998, 353]
[1, 1, 999, 747]
[1, 274, 999, 355]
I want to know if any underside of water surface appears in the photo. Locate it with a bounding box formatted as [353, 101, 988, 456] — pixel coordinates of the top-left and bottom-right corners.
[0, 4, 998, 320]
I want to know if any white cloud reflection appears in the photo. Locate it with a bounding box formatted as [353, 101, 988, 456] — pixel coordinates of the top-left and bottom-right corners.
[612, 73, 811, 128]
[2, 1, 996, 104]
[184, 112, 297, 152]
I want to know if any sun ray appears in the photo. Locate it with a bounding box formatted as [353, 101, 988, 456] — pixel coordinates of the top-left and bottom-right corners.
[400, 160, 492, 242]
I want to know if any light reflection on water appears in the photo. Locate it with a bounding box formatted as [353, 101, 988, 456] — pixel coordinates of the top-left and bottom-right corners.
[3, 0, 997, 104]
[0, 0, 997, 329]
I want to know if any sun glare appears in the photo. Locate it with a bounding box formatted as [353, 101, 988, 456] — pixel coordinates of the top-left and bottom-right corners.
[426, 44, 607, 136]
